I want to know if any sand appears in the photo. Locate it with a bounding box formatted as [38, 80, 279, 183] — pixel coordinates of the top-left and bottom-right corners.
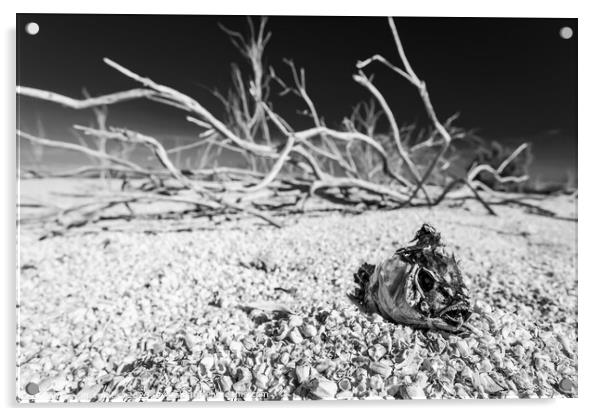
[16, 192, 578, 401]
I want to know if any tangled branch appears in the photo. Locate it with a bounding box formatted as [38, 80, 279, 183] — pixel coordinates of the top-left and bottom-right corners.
[16, 17, 553, 236]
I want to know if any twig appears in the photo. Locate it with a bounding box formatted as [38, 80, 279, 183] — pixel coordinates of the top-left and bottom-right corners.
[16, 130, 150, 175]
[467, 143, 530, 184]
[357, 17, 455, 207]
[296, 126, 413, 188]
[463, 180, 497, 216]
[75, 125, 282, 227]
[353, 71, 430, 204]
[274, 61, 359, 177]
[166, 133, 216, 155]
[242, 135, 296, 193]
[310, 177, 408, 205]
[497, 143, 529, 175]
[102, 58, 276, 157]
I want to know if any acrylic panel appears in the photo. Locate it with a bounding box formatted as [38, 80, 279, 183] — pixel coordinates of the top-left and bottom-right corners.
[16, 14, 577, 402]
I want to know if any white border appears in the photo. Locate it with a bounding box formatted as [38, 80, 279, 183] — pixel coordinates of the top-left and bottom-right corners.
[2, 1, 599, 415]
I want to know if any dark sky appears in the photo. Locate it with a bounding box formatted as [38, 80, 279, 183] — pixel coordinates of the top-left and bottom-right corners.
[16, 14, 577, 182]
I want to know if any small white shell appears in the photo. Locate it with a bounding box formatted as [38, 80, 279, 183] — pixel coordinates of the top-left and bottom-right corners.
[309, 377, 338, 399]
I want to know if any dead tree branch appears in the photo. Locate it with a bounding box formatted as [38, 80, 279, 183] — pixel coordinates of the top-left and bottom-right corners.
[353, 71, 430, 202]
[74, 125, 282, 227]
[16, 130, 150, 175]
[16, 86, 156, 109]
[467, 143, 530, 185]
[357, 17, 455, 206]
[16, 17, 542, 235]
[102, 58, 276, 157]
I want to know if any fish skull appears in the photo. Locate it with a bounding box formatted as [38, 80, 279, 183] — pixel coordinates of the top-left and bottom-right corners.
[350, 224, 472, 332]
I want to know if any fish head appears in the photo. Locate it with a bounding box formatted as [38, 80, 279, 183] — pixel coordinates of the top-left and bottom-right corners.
[352, 224, 472, 333]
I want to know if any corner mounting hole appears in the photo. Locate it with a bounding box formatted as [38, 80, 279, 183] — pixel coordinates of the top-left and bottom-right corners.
[25, 22, 39, 35]
[559, 26, 573, 40]
[25, 382, 39, 395]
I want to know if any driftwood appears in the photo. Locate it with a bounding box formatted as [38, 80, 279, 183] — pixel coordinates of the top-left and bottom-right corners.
[16, 17, 556, 236]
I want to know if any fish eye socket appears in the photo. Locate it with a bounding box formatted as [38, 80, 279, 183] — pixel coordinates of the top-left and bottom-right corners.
[417, 268, 436, 292]
[437, 283, 452, 295]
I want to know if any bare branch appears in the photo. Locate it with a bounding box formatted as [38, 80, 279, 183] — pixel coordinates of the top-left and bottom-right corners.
[102, 58, 276, 157]
[310, 177, 408, 204]
[17, 130, 149, 174]
[17, 86, 155, 109]
[468, 165, 529, 185]
[467, 142, 530, 184]
[17, 18, 536, 234]
[75, 125, 282, 227]
[186, 116, 213, 130]
[356, 54, 415, 86]
[242, 135, 296, 193]
[497, 143, 529, 175]
[387, 17, 420, 82]
[359, 18, 455, 207]
[166, 134, 216, 155]
[295, 126, 412, 188]
[353, 71, 430, 203]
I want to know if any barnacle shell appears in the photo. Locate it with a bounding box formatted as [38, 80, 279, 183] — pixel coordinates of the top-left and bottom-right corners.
[301, 324, 318, 338]
[279, 352, 290, 365]
[218, 375, 233, 392]
[254, 373, 269, 390]
[214, 360, 227, 375]
[478, 373, 505, 395]
[235, 367, 252, 383]
[232, 380, 249, 393]
[309, 377, 338, 399]
[288, 315, 303, 328]
[228, 340, 243, 355]
[369, 375, 384, 391]
[368, 344, 387, 361]
[295, 364, 311, 384]
[197, 363, 212, 379]
[335, 390, 353, 399]
[355, 380, 368, 395]
[369, 361, 392, 378]
[338, 378, 352, 391]
[402, 383, 426, 399]
[288, 328, 304, 344]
